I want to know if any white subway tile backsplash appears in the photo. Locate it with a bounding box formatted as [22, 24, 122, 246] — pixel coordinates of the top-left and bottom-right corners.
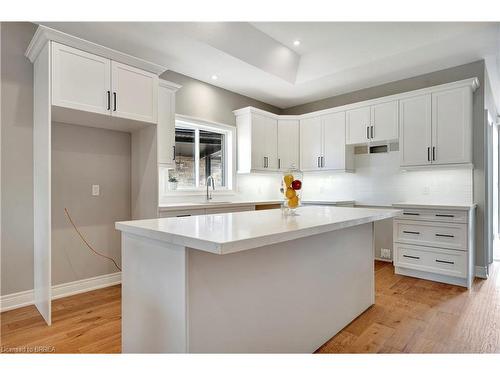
[234, 152, 472, 206]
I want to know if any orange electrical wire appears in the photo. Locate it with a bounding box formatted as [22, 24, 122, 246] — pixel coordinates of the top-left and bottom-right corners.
[64, 208, 122, 272]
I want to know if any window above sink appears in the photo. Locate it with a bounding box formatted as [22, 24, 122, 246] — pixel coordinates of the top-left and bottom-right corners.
[159, 115, 236, 197]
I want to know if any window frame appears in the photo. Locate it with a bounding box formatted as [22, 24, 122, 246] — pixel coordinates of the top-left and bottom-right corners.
[162, 115, 237, 196]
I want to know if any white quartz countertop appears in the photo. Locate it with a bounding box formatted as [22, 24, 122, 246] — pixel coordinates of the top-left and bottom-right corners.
[392, 202, 477, 210]
[116, 206, 401, 255]
[158, 199, 355, 211]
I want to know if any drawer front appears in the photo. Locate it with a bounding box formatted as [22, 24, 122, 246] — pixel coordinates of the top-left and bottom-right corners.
[394, 220, 467, 251]
[398, 208, 467, 223]
[159, 209, 206, 218]
[394, 243, 467, 278]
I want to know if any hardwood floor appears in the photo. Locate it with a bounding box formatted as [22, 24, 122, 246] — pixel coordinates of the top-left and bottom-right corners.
[0, 285, 121, 353]
[317, 261, 500, 353]
[1, 261, 499, 353]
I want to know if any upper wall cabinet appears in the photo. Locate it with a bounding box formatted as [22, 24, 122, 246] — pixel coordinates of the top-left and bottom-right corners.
[399, 94, 432, 167]
[111, 61, 158, 123]
[235, 78, 478, 174]
[346, 100, 398, 145]
[235, 109, 279, 173]
[400, 86, 474, 168]
[52, 42, 111, 115]
[300, 112, 353, 172]
[157, 80, 182, 167]
[277, 119, 300, 170]
[51, 42, 158, 124]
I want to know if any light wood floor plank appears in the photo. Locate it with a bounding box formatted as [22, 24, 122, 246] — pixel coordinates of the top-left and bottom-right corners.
[2, 262, 500, 353]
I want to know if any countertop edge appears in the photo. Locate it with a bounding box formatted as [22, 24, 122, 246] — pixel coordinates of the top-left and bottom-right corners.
[392, 202, 477, 210]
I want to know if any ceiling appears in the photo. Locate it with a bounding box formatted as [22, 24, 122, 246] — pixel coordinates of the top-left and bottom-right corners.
[40, 22, 500, 109]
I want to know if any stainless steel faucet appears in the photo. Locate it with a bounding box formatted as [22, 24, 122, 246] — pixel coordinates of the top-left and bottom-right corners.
[206, 175, 215, 201]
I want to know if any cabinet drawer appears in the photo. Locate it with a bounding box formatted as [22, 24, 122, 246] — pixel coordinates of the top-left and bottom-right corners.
[394, 220, 467, 250]
[398, 208, 467, 223]
[394, 243, 467, 278]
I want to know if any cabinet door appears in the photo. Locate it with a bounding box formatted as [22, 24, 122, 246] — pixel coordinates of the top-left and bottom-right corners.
[371, 100, 398, 142]
[346, 106, 371, 144]
[251, 113, 277, 170]
[299, 117, 322, 171]
[157, 85, 176, 166]
[111, 61, 158, 123]
[322, 112, 347, 170]
[399, 94, 432, 167]
[277, 119, 299, 170]
[432, 87, 472, 165]
[51, 42, 111, 115]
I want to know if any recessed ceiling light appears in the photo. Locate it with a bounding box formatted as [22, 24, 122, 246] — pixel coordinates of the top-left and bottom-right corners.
[211, 75, 218, 80]
[293, 40, 300, 46]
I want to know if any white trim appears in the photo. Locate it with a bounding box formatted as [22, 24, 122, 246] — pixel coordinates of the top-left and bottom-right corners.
[0, 272, 121, 313]
[374, 257, 393, 263]
[395, 266, 468, 288]
[233, 77, 480, 120]
[25, 25, 166, 75]
[475, 265, 489, 279]
[159, 79, 182, 92]
[163, 114, 237, 195]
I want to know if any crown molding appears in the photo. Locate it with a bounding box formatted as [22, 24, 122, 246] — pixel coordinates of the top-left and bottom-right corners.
[25, 25, 167, 75]
[159, 79, 182, 92]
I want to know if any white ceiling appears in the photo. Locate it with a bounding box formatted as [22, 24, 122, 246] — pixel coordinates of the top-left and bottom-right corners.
[40, 22, 500, 109]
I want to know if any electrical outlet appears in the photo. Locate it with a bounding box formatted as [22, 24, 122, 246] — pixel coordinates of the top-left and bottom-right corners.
[92, 184, 100, 196]
[380, 248, 391, 259]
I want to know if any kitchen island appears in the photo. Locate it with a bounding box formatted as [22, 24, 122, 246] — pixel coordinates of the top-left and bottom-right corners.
[115, 206, 401, 353]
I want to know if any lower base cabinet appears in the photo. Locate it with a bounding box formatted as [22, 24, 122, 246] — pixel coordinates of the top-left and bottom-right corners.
[392, 204, 475, 288]
[158, 203, 281, 218]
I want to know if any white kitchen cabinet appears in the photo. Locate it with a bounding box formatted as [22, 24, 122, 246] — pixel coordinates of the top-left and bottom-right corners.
[300, 113, 353, 172]
[432, 87, 472, 165]
[399, 94, 432, 167]
[399, 86, 473, 168]
[51, 42, 158, 125]
[393, 204, 475, 288]
[370, 101, 398, 142]
[299, 117, 322, 171]
[157, 80, 181, 166]
[277, 119, 299, 170]
[346, 106, 371, 144]
[235, 109, 278, 173]
[346, 101, 398, 144]
[322, 112, 353, 171]
[111, 61, 158, 123]
[51, 42, 111, 115]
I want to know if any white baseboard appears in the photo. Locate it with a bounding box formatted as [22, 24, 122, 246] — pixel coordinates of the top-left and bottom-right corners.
[475, 265, 489, 279]
[0, 272, 121, 313]
[375, 257, 393, 263]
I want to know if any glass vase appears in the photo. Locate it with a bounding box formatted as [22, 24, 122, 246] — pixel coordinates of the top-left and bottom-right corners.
[281, 164, 303, 216]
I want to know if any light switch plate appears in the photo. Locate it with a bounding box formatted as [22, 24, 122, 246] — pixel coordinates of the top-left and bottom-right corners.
[92, 184, 100, 196]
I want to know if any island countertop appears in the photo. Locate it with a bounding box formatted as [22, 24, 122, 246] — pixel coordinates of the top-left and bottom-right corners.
[116, 206, 401, 255]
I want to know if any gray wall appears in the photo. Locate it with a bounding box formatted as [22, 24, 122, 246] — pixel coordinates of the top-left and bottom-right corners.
[160, 71, 281, 126]
[51, 123, 130, 285]
[1, 22, 37, 294]
[283, 61, 488, 268]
